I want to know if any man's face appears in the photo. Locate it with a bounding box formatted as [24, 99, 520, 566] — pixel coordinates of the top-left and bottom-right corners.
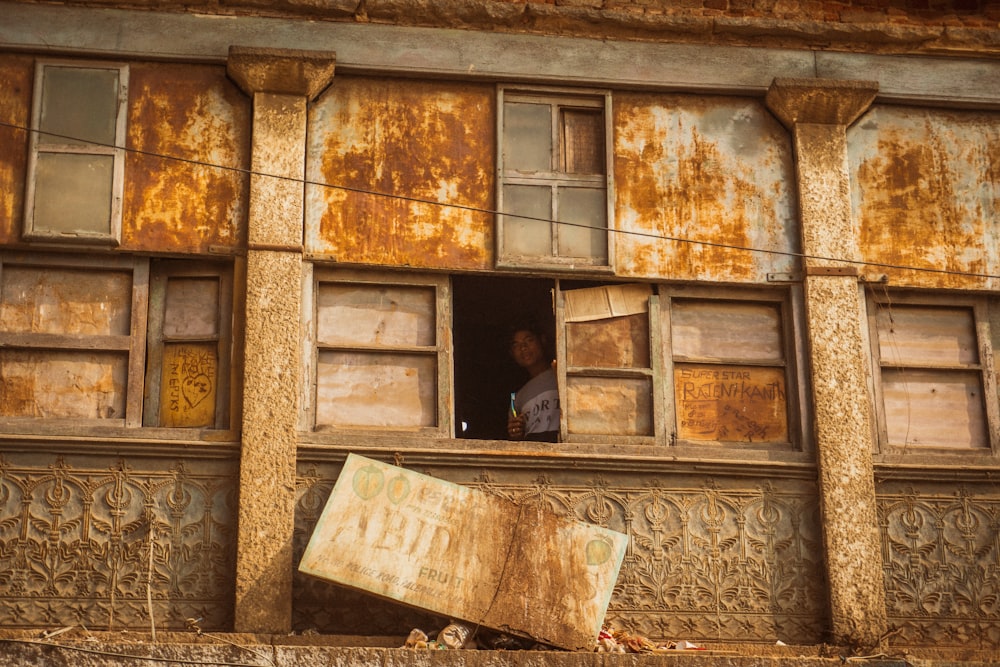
[510, 330, 543, 369]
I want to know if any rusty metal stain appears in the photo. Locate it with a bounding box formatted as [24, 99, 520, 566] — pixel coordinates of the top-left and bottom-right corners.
[306, 76, 494, 269]
[299, 453, 626, 650]
[850, 106, 1000, 289]
[0, 55, 33, 245]
[614, 93, 798, 282]
[122, 63, 249, 254]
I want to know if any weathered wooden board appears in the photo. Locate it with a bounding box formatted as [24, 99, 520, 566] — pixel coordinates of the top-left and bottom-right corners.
[298, 454, 627, 650]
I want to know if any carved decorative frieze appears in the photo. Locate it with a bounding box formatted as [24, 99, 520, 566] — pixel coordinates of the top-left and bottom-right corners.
[0, 453, 237, 630]
[293, 462, 828, 644]
[878, 483, 1000, 650]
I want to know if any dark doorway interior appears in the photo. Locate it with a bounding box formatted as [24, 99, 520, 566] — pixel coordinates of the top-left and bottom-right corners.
[452, 275, 555, 440]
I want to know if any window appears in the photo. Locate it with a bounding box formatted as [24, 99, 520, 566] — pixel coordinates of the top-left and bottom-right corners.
[24, 61, 128, 244]
[667, 296, 792, 446]
[558, 283, 803, 448]
[0, 253, 232, 431]
[306, 269, 452, 434]
[868, 292, 999, 451]
[143, 261, 234, 429]
[561, 283, 657, 441]
[497, 88, 612, 268]
[305, 271, 804, 451]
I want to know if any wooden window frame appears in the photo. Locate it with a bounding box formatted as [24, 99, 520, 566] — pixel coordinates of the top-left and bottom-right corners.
[496, 85, 614, 271]
[142, 260, 234, 430]
[0, 252, 234, 436]
[303, 268, 453, 438]
[23, 59, 128, 246]
[867, 290, 1000, 454]
[0, 252, 147, 428]
[660, 285, 807, 451]
[555, 282, 807, 451]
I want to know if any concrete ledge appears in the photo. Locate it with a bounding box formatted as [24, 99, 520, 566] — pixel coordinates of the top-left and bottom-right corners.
[0, 632, 997, 667]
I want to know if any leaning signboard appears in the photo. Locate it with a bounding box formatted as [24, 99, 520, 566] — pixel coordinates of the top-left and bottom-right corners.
[298, 453, 627, 650]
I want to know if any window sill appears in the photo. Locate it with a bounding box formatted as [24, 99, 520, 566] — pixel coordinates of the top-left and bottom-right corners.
[296, 432, 817, 476]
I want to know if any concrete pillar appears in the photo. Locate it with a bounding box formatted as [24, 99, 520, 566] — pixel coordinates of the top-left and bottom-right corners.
[766, 79, 887, 647]
[226, 46, 335, 633]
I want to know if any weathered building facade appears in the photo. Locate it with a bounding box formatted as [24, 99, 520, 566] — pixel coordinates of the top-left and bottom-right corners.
[0, 0, 998, 654]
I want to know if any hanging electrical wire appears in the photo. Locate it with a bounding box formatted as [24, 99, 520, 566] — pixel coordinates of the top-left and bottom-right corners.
[2, 119, 998, 282]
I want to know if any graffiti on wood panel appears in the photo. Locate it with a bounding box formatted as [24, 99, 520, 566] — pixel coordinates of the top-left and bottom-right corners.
[675, 365, 788, 443]
[160, 343, 216, 428]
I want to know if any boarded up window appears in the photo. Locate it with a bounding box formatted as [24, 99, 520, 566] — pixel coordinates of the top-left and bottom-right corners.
[498, 89, 610, 267]
[0, 254, 145, 423]
[562, 284, 653, 438]
[312, 273, 450, 433]
[143, 261, 232, 429]
[872, 302, 993, 450]
[669, 298, 789, 444]
[24, 61, 128, 244]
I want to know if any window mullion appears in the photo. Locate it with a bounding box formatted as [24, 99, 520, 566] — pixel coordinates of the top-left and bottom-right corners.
[125, 258, 150, 428]
[648, 293, 668, 446]
[974, 301, 1000, 453]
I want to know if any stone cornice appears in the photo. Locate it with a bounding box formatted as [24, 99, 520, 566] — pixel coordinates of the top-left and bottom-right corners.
[1, 1, 999, 108]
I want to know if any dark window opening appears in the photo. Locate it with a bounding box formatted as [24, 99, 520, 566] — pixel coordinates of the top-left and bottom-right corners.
[452, 275, 555, 440]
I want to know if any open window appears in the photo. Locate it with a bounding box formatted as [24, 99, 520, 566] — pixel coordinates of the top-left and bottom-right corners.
[867, 292, 999, 452]
[24, 61, 128, 245]
[303, 270, 804, 451]
[453, 275, 556, 440]
[497, 87, 613, 269]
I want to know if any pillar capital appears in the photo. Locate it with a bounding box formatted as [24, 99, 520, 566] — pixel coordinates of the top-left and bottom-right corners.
[227, 46, 336, 101]
[765, 78, 878, 129]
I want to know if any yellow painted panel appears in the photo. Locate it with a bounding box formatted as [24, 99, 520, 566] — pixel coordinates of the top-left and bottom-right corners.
[159, 343, 217, 428]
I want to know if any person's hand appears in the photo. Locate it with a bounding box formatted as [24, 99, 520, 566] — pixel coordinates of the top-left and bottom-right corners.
[507, 413, 526, 440]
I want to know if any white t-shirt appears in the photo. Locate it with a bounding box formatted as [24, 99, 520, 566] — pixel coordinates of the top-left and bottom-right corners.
[514, 368, 560, 437]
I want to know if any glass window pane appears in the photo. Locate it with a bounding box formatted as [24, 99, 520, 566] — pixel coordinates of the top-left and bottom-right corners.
[674, 363, 788, 443]
[566, 375, 652, 436]
[164, 277, 220, 337]
[876, 305, 978, 366]
[0, 350, 127, 419]
[32, 153, 113, 235]
[503, 184, 552, 256]
[562, 108, 604, 174]
[159, 343, 217, 427]
[672, 300, 783, 361]
[316, 351, 436, 428]
[881, 368, 987, 448]
[567, 312, 649, 368]
[557, 186, 607, 259]
[317, 284, 436, 347]
[39, 66, 119, 146]
[503, 101, 552, 173]
[0, 265, 132, 335]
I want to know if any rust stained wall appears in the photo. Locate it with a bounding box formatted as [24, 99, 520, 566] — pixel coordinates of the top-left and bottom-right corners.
[123, 63, 249, 254]
[0, 56, 32, 246]
[614, 93, 799, 283]
[850, 106, 1000, 290]
[306, 76, 494, 270]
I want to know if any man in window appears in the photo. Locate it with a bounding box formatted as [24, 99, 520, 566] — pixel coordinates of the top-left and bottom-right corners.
[506, 323, 560, 442]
